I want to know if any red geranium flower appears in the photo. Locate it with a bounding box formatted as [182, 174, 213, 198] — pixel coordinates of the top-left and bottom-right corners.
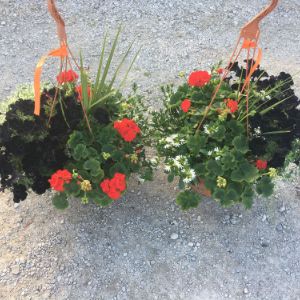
[56, 70, 78, 85]
[100, 173, 127, 200]
[256, 160, 268, 170]
[217, 68, 224, 74]
[114, 118, 141, 142]
[49, 169, 72, 192]
[181, 99, 191, 113]
[188, 71, 211, 87]
[225, 99, 238, 113]
[75, 85, 91, 101]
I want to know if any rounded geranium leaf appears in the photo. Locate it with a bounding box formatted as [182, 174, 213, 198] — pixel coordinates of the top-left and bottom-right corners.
[176, 190, 202, 210]
[232, 136, 249, 154]
[52, 193, 69, 210]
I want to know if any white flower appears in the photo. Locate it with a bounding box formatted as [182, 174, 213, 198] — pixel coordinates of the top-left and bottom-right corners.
[215, 156, 220, 161]
[150, 157, 159, 165]
[208, 151, 213, 156]
[174, 160, 182, 169]
[183, 177, 192, 184]
[214, 147, 219, 152]
[164, 165, 171, 172]
[204, 125, 210, 134]
[254, 127, 261, 136]
[164, 144, 171, 149]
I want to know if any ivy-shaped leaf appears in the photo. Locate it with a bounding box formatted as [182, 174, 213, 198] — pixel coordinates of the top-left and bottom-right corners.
[73, 144, 88, 161]
[64, 181, 81, 197]
[256, 176, 274, 197]
[221, 152, 235, 170]
[232, 135, 249, 154]
[176, 190, 202, 210]
[52, 193, 69, 210]
[206, 160, 223, 176]
[241, 186, 254, 209]
[211, 125, 226, 142]
[231, 162, 258, 183]
[187, 134, 207, 155]
[83, 158, 101, 171]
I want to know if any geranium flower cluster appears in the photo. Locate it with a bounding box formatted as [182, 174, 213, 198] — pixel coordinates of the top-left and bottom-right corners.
[49, 169, 72, 192]
[114, 118, 141, 142]
[100, 173, 127, 200]
[56, 70, 78, 85]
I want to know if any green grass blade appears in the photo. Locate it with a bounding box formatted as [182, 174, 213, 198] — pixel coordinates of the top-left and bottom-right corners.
[79, 52, 89, 110]
[94, 32, 108, 95]
[108, 39, 135, 92]
[262, 130, 291, 135]
[119, 46, 141, 89]
[90, 91, 116, 109]
[96, 26, 122, 98]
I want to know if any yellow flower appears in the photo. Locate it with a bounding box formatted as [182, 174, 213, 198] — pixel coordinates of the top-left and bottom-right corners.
[81, 196, 89, 204]
[130, 153, 139, 164]
[102, 152, 111, 160]
[80, 180, 92, 192]
[217, 176, 227, 188]
[269, 168, 277, 178]
[178, 71, 186, 78]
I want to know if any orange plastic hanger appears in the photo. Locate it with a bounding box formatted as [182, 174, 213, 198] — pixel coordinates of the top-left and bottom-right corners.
[197, 0, 279, 133]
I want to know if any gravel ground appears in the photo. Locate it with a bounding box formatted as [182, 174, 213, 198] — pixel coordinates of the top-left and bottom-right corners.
[0, 0, 300, 299]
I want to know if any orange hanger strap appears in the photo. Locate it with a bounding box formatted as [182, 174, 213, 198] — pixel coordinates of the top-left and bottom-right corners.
[244, 47, 262, 85]
[34, 45, 68, 116]
[47, 0, 67, 44]
[242, 39, 257, 49]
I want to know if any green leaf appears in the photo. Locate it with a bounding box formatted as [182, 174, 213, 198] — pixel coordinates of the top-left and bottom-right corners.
[68, 131, 84, 149]
[194, 163, 206, 177]
[52, 193, 69, 210]
[176, 190, 202, 210]
[187, 134, 207, 155]
[232, 135, 249, 154]
[227, 119, 245, 135]
[167, 173, 174, 183]
[87, 147, 98, 158]
[102, 144, 115, 153]
[231, 162, 258, 183]
[64, 181, 81, 197]
[73, 144, 88, 161]
[96, 26, 121, 97]
[211, 125, 226, 142]
[241, 186, 254, 209]
[83, 159, 100, 171]
[206, 160, 223, 176]
[91, 167, 104, 179]
[256, 176, 274, 197]
[109, 162, 129, 176]
[224, 189, 239, 203]
[221, 152, 235, 170]
[212, 189, 226, 201]
[111, 150, 124, 161]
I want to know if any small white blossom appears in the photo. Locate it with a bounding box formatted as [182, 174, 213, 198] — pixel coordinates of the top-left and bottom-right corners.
[214, 147, 219, 152]
[208, 150, 213, 156]
[204, 125, 210, 134]
[164, 165, 171, 172]
[215, 156, 221, 161]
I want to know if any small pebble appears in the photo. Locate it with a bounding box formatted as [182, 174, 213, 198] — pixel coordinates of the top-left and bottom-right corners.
[170, 233, 179, 240]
